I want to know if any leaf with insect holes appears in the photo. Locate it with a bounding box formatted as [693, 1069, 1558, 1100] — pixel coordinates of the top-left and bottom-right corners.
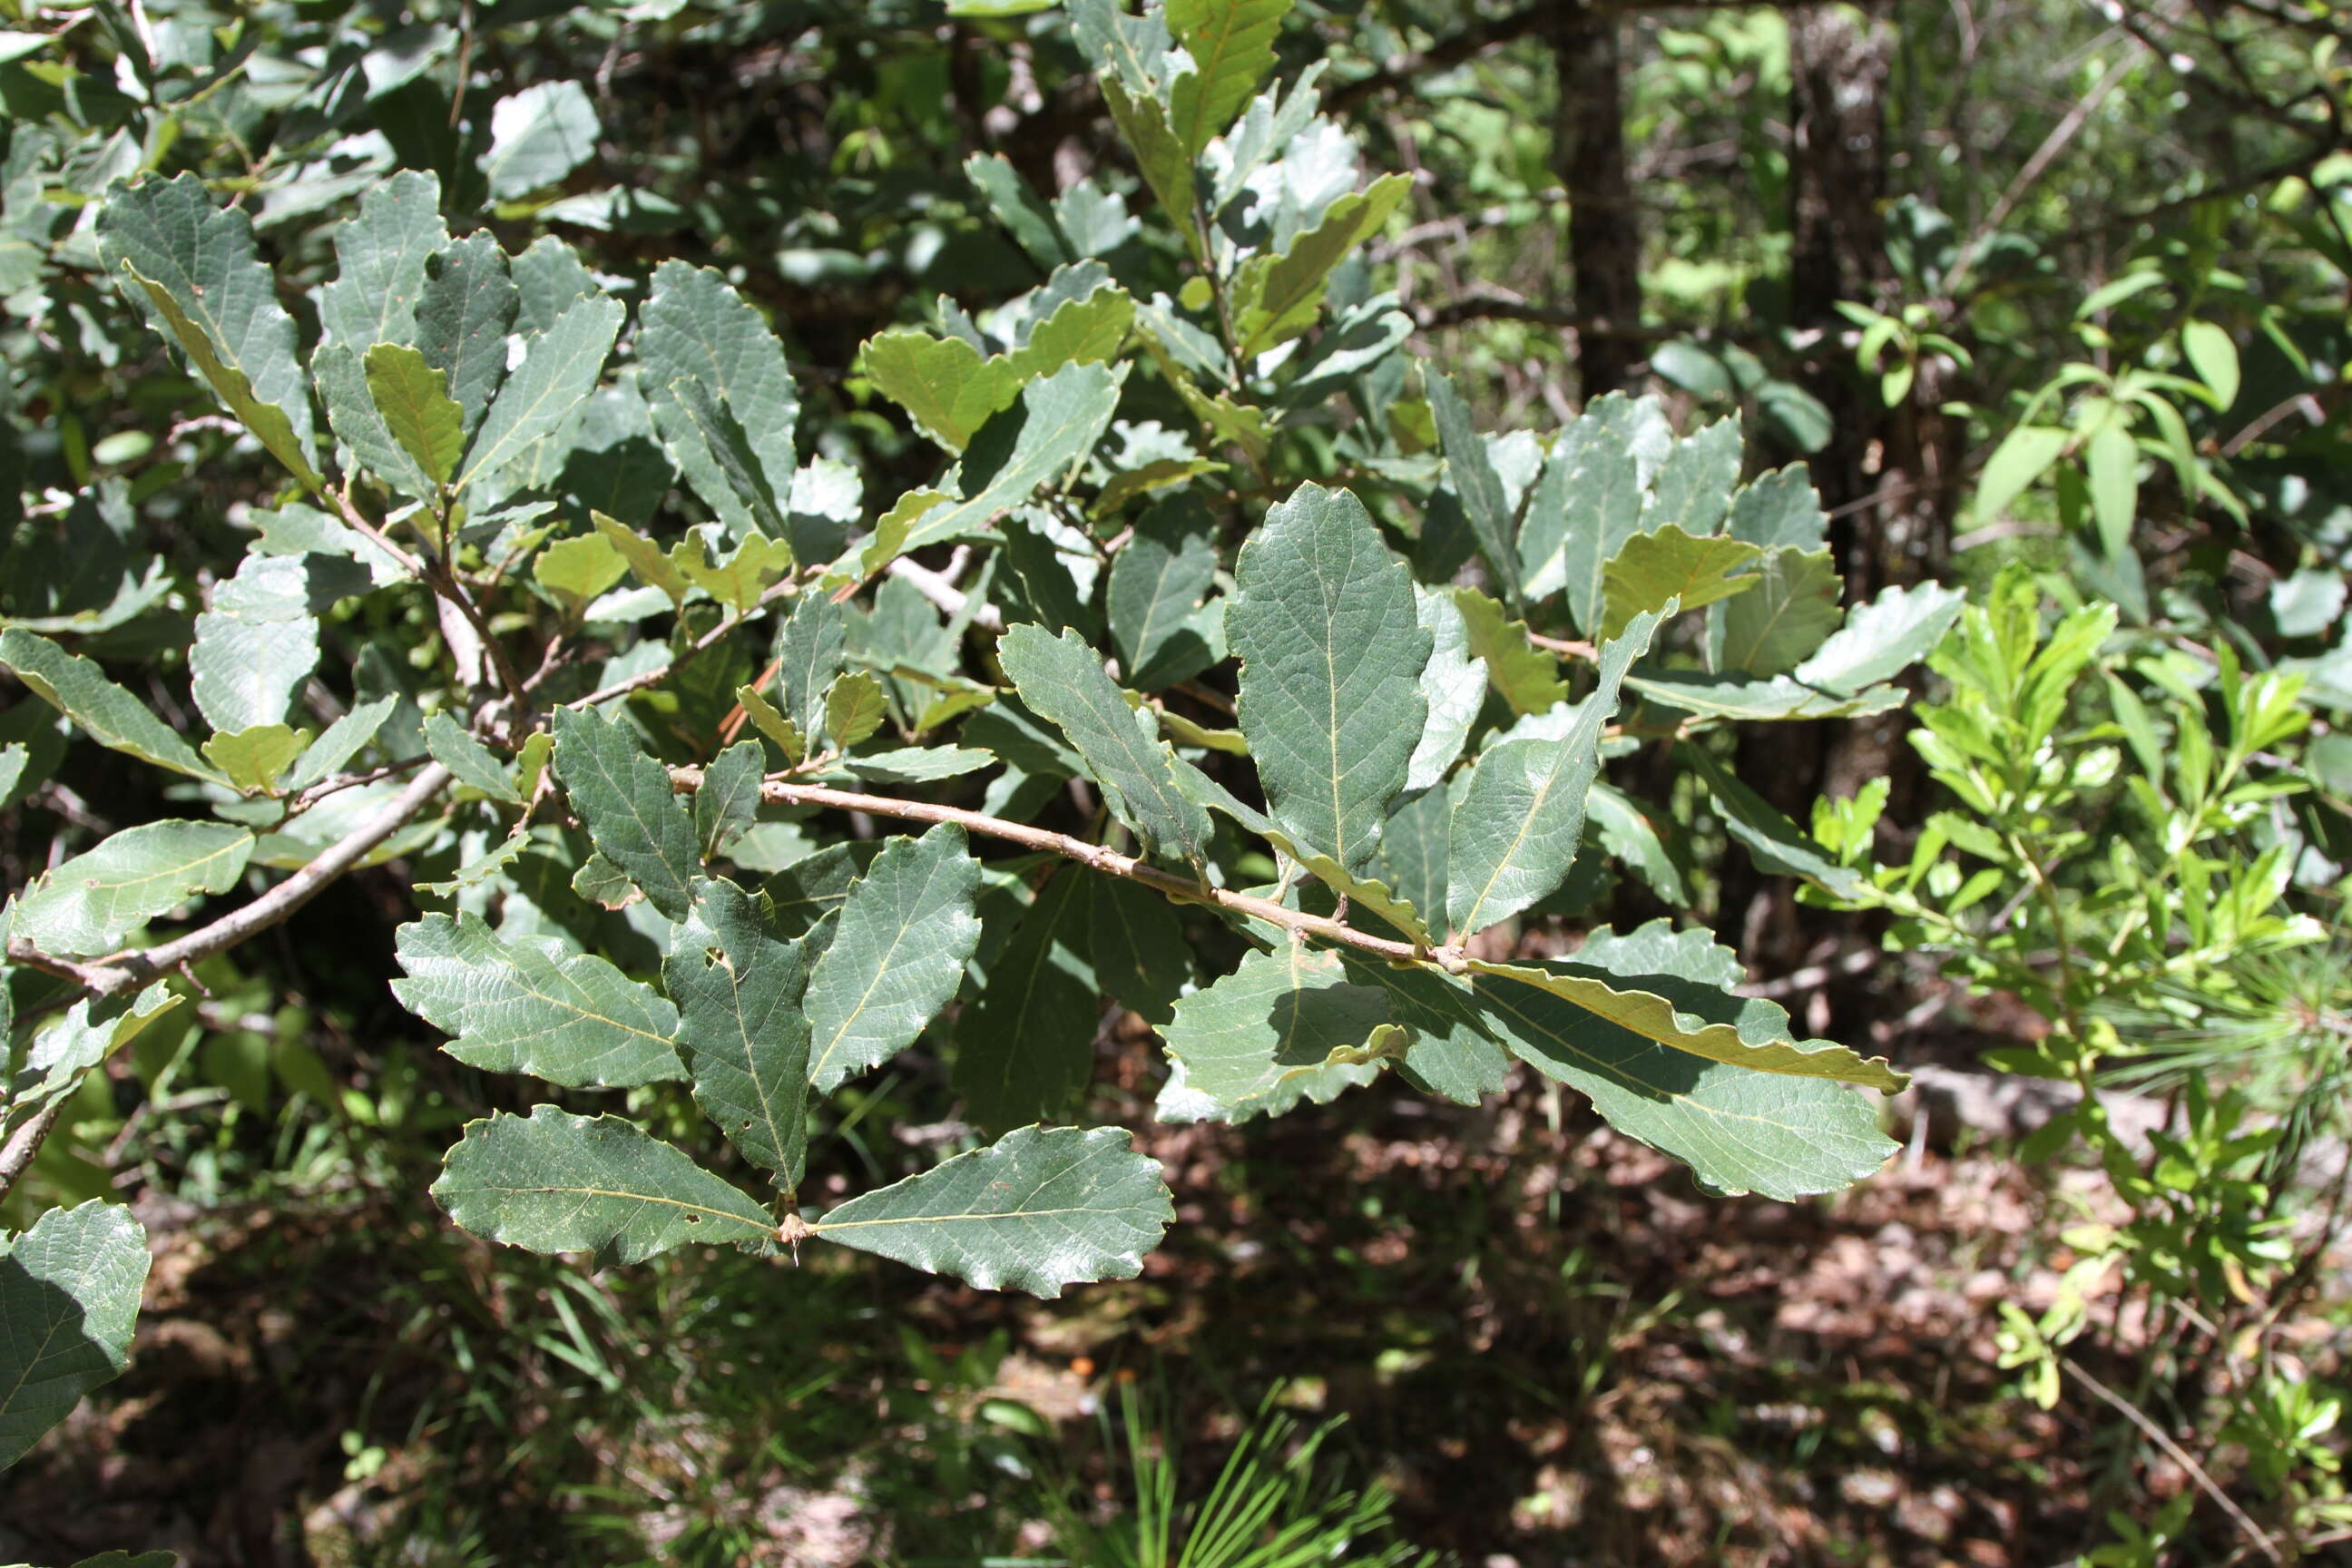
[803, 824, 983, 1093]
[663, 877, 814, 1188]
[433, 1106, 775, 1265]
[15, 820, 254, 958]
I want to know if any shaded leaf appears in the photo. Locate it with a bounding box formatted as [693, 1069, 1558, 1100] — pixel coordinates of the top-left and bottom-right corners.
[0, 630, 223, 782]
[1160, 944, 1397, 1120]
[0, 1200, 150, 1469]
[954, 868, 1098, 1129]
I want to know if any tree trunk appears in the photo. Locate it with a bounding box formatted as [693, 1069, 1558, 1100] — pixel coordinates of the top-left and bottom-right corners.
[1553, 3, 1641, 397]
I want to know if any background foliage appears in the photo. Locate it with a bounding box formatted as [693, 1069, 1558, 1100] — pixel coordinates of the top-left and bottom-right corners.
[2, 0, 2349, 1563]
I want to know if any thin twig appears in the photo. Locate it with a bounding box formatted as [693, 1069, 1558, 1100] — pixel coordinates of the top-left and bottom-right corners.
[2063, 1357, 2284, 1564]
[669, 768, 1465, 972]
[566, 578, 799, 710]
[6, 764, 456, 1002]
[0, 1100, 67, 1202]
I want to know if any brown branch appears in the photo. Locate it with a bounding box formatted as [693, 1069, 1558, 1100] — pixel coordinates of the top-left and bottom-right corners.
[668, 768, 1462, 971]
[324, 486, 531, 711]
[6, 763, 456, 1003]
[0, 1100, 67, 1202]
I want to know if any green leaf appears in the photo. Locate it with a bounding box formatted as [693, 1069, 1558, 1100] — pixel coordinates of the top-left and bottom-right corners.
[860, 330, 1023, 453]
[2083, 419, 2138, 559]
[422, 710, 523, 803]
[534, 532, 630, 615]
[804, 824, 983, 1093]
[201, 723, 309, 795]
[1005, 282, 1134, 379]
[433, 1106, 774, 1265]
[316, 342, 436, 499]
[593, 512, 691, 607]
[15, 820, 253, 957]
[808, 1124, 1171, 1298]
[998, 623, 1213, 865]
[95, 175, 316, 478]
[1716, 546, 1842, 677]
[1586, 783, 1684, 903]
[1468, 921, 1903, 1091]
[286, 696, 397, 790]
[1160, 944, 1398, 1121]
[1099, 74, 1200, 264]
[663, 877, 813, 1189]
[1408, 585, 1486, 792]
[1426, 371, 1520, 604]
[1228, 483, 1431, 877]
[641, 261, 802, 524]
[1106, 496, 1220, 691]
[695, 740, 765, 859]
[0, 630, 222, 782]
[1974, 425, 2067, 524]
[392, 911, 683, 1087]
[1170, 759, 1436, 944]
[1725, 464, 1829, 553]
[1447, 608, 1662, 936]
[318, 169, 447, 353]
[1377, 785, 1453, 930]
[513, 235, 599, 336]
[416, 234, 517, 441]
[1474, 946, 1897, 1200]
[1521, 397, 1649, 617]
[1642, 416, 1742, 535]
[954, 867, 1098, 1129]
[672, 526, 793, 615]
[2180, 319, 2239, 410]
[1167, 0, 1289, 152]
[965, 152, 1073, 270]
[191, 552, 336, 735]
[365, 343, 466, 486]
[484, 79, 601, 200]
[1599, 525, 1760, 642]
[769, 592, 845, 746]
[1686, 747, 1867, 900]
[824, 671, 890, 753]
[897, 360, 1130, 555]
[0, 1200, 151, 1468]
[1446, 586, 1567, 716]
[1230, 172, 1410, 358]
[6, 988, 181, 1144]
[1089, 876, 1190, 1026]
[457, 294, 623, 496]
[1622, 671, 1909, 724]
[1790, 581, 1966, 693]
[550, 706, 700, 921]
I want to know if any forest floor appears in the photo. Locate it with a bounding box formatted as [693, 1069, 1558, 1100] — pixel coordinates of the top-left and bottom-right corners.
[2, 1012, 2337, 1568]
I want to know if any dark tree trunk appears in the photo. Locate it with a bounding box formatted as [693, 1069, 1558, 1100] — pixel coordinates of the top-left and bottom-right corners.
[1553, 3, 1642, 397]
